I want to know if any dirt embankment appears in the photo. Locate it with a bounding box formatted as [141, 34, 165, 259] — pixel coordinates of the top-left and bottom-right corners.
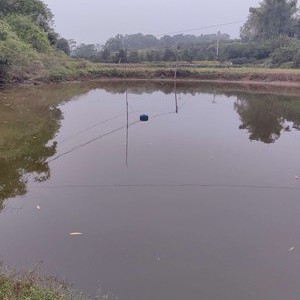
[3, 64, 300, 88]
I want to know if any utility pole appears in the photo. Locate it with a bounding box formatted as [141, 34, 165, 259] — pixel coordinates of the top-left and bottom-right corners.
[216, 32, 220, 61]
[216, 38, 219, 61]
[174, 45, 180, 81]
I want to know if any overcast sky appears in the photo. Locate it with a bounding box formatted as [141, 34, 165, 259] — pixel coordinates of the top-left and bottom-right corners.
[43, 0, 260, 45]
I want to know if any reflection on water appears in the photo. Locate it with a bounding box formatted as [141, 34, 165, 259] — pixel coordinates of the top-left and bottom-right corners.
[1, 82, 300, 300]
[1, 82, 300, 207]
[0, 84, 94, 208]
[235, 94, 300, 143]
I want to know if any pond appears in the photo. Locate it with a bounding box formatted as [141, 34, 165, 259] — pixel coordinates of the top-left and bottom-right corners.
[1, 81, 300, 300]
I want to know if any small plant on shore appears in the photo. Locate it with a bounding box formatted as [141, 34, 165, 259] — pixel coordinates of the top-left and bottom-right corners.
[0, 264, 114, 300]
[0, 264, 72, 300]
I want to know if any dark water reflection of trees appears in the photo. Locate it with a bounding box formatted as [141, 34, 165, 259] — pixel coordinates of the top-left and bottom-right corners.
[0, 84, 93, 210]
[233, 94, 300, 144]
[1, 81, 300, 210]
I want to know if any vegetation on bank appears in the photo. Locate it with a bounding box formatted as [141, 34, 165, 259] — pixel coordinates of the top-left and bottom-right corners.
[72, 34, 300, 68]
[27, 63, 300, 84]
[71, 0, 300, 67]
[0, 268, 71, 300]
[0, 0, 72, 84]
[1, 0, 300, 85]
[0, 265, 105, 300]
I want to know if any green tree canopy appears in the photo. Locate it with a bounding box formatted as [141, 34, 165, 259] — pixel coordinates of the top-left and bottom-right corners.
[56, 38, 71, 55]
[0, 0, 53, 24]
[6, 15, 50, 52]
[241, 0, 299, 41]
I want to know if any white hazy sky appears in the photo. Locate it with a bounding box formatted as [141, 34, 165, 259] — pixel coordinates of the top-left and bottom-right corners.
[43, 0, 261, 45]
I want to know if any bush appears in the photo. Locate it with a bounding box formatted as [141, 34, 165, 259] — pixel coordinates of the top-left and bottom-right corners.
[271, 46, 298, 64]
[0, 19, 38, 81]
[294, 50, 300, 67]
[225, 42, 271, 60]
[56, 38, 70, 55]
[6, 15, 51, 52]
[0, 58, 10, 83]
[231, 57, 256, 65]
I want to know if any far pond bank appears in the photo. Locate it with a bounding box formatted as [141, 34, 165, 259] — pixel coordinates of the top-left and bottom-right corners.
[2, 63, 300, 88]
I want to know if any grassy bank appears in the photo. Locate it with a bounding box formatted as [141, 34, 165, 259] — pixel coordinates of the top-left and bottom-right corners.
[0, 265, 112, 300]
[0, 267, 79, 300]
[12, 60, 300, 86]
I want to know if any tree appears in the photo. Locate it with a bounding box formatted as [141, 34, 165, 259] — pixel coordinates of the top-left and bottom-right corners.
[0, 0, 56, 45]
[72, 44, 98, 60]
[104, 34, 123, 52]
[100, 49, 111, 62]
[56, 38, 71, 55]
[241, 0, 299, 41]
[68, 39, 77, 52]
[162, 49, 176, 61]
[117, 49, 127, 63]
[128, 50, 140, 63]
[0, 0, 53, 28]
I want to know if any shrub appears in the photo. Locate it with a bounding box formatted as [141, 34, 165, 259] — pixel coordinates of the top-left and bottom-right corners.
[6, 15, 51, 52]
[293, 50, 300, 67]
[0, 19, 38, 81]
[0, 58, 10, 83]
[271, 46, 298, 64]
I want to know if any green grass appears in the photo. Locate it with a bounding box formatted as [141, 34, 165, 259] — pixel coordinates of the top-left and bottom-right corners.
[37, 61, 300, 83]
[36, 62, 300, 84]
[0, 268, 74, 300]
[0, 265, 110, 300]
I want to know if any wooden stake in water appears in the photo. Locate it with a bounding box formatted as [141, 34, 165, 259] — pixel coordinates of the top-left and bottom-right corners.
[174, 81, 178, 114]
[125, 87, 129, 167]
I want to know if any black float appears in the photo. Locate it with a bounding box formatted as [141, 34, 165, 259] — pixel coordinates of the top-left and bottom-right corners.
[140, 114, 149, 122]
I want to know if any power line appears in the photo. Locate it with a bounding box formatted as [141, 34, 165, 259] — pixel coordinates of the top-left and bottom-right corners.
[58, 112, 126, 144]
[30, 183, 300, 191]
[153, 20, 247, 37]
[48, 120, 140, 163]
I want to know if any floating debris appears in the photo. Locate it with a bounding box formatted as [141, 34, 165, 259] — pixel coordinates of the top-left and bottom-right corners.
[36, 205, 41, 210]
[69, 232, 83, 236]
[295, 176, 299, 180]
[140, 114, 149, 122]
[289, 247, 295, 252]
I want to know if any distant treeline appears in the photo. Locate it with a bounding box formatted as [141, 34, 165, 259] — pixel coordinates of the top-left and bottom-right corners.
[71, 0, 300, 67]
[71, 32, 230, 63]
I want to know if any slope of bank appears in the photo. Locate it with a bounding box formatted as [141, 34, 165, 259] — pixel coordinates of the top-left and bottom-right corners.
[0, 267, 95, 300]
[19, 62, 300, 86]
[0, 271, 70, 300]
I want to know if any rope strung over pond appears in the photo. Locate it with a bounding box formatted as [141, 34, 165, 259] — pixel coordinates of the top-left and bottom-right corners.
[30, 183, 300, 191]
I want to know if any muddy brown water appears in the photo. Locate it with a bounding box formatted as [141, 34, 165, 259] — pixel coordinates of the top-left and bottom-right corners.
[1, 82, 300, 300]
